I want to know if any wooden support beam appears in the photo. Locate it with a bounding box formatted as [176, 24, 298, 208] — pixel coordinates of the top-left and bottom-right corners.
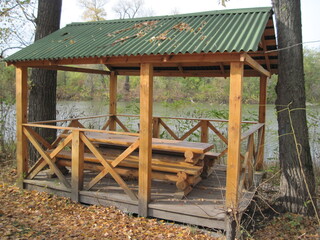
[152, 117, 160, 138]
[226, 62, 244, 209]
[33, 65, 111, 75]
[114, 69, 274, 78]
[219, 63, 226, 76]
[16, 67, 28, 188]
[258, 76, 267, 125]
[261, 36, 271, 71]
[109, 71, 117, 131]
[138, 63, 153, 217]
[242, 53, 271, 77]
[256, 75, 268, 171]
[200, 120, 209, 143]
[10, 52, 243, 67]
[71, 130, 84, 202]
[178, 65, 184, 74]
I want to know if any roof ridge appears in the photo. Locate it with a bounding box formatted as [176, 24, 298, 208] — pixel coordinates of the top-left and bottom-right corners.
[67, 6, 272, 26]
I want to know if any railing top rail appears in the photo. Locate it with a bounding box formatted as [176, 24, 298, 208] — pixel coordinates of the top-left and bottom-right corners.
[22, 123, 139, 136]
[116, 114, 258, 124]
[30, 114, 112, 124]
[241, 123, 264, 141]
[28, 114, 259, 125]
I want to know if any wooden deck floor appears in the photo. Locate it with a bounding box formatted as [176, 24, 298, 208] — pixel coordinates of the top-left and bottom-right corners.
[23, 165, 255, 231]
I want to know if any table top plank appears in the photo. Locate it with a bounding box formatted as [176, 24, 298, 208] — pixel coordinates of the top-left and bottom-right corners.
[83, 132, 214, 154]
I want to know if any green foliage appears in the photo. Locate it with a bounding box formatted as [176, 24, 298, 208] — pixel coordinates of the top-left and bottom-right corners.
[57, 68, 108, 100]
[51, 49, 320, 105]
[304, 48, 320, 103]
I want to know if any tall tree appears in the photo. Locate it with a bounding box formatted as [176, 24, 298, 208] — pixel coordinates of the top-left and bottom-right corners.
[272, 0, 316, 215]
[28, 0, 62, 163]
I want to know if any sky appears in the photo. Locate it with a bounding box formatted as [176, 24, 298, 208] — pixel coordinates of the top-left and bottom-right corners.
[61, 0, 320, 49]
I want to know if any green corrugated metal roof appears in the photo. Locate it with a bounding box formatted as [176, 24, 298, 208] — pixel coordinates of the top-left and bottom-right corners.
[5, 7, 273, 63]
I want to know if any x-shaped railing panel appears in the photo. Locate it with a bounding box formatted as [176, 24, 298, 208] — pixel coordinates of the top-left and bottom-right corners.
[23, 126, 71, 188]
[80, 133, 139, 201]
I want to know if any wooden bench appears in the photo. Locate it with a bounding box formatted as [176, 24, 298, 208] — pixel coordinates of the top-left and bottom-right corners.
[54, 132, 218, 198]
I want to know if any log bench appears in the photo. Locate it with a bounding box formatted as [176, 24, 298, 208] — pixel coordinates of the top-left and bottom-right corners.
[53, 132, 218, 198]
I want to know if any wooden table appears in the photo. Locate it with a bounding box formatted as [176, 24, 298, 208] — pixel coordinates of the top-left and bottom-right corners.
[58, 131, 216, 198]
[82, 131, 214, 156]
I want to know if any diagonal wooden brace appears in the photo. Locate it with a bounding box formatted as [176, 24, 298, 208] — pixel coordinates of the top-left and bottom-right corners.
[27, 132, 73, 179]
[85, 138, 139, 190]
[80, 134, 138, 201]
[23, 127, 71, 188]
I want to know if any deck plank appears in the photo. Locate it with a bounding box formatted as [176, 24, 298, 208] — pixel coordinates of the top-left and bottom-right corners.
[23, 165, 255, 231]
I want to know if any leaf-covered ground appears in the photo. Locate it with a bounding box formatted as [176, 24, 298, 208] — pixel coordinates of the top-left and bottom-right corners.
[250, 213, 319, 239]
[1, 164, 319, 239]
[0, 183, 219, 240]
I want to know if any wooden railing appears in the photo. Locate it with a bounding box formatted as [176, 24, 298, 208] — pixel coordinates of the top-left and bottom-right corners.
[239, 123, 265, 191]
[102, 114, 258, 160]
[24, 114, 264, 196]
[23, 119, 139, 202]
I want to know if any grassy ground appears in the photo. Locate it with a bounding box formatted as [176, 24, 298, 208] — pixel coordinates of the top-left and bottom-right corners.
[0, 161, 319, 239]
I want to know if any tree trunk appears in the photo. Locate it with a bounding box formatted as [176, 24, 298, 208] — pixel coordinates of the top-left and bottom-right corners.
[272, 0, 316, 215]
[28, 0, 62, 164]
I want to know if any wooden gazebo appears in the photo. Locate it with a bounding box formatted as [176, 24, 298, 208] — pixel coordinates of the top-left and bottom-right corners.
[5, 7, 277, 233]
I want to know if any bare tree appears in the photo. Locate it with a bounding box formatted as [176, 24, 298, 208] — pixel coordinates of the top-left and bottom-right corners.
[0, 0, 37, 58]
[113, 0, 144, 19]
[78, 0, 108, 21]
[170, 8, 180, 15]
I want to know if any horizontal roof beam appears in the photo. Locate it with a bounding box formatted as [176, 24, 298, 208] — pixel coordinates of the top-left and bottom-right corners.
[29, 65, 111, 75]
[115, 69, 273, 78]
[9, 53, 244, 67]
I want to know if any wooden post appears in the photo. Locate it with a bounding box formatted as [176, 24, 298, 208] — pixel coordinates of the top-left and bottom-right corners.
[71, 130, 84, 202]
[138, 63, 153, 217]
[256, 75, 267, 170]
[200, 120, 209, 143]
[226, 62, 244, 209]
[109, 71, 117, 131]
[16, 67, 28, 188]
[152, 117, 160, 138]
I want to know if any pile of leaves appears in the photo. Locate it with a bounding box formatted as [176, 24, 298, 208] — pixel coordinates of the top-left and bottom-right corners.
[0, 183, 218, 239]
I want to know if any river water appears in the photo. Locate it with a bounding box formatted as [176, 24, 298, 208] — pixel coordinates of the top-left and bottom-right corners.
[3, 100, 320, 165]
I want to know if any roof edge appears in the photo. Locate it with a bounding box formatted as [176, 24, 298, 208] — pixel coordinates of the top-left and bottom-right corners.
[68, 6, 273, 26]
